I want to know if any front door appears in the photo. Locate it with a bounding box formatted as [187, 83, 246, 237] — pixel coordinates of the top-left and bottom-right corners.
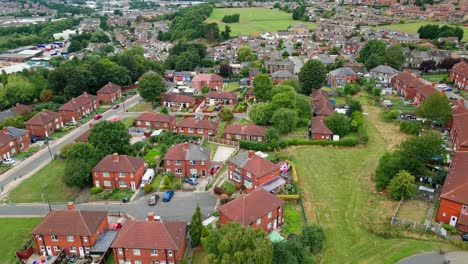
[46, 246, 52, 256]
[79, 247, 84, 256]
[450, 216, 458, 226]
[130, 182, 135, 190]
[201, 170, 206, 176]
[274, 219, 277, 229]
[95, 181, 100, 187]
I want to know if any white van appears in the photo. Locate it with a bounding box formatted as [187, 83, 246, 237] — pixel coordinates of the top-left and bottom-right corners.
[140, 169, 155, 188]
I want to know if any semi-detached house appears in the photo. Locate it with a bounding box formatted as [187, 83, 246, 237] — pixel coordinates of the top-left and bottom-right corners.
[24, 109, 63, 138]
[163, 142, 210, 178]
[58, 92, 99, 123]
[92, 153, 145, 190]
[0, 127, 30, 159]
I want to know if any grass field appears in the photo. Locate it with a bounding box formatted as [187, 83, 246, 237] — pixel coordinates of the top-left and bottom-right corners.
[207, 8, 316, 36]
[0, 218, 43, 264]
[286, 100, 457, 263]
[8, 159, 80, 203]
[121, 116, 136, 128]
[191, 248, 209, 264]
[375, 22, 468, 42]
[422, 74, 449, 83]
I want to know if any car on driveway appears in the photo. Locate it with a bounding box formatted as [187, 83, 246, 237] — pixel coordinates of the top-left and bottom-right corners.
[214, 105, 223, 111]
[162, 190, 174, 202]
[94, 114, 103, 120]
[65, 120, 77, 126]
[445, 87, 453, 92]
[148, 194, 160, 206]
[184, 177, 199, 186]
[462, 233, 468, 241]
[437, 84, 447, 89]
[31, 135, 41, 143]
[3, 158, 15, 165]
[112, 104, 120, 109]
[449, 96, 458, 101]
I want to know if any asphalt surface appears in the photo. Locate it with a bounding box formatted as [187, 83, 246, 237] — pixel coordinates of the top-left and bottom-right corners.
[0, 94, 142, 197]
[0, 191, 217, 222]
[397, 251, 468, 264]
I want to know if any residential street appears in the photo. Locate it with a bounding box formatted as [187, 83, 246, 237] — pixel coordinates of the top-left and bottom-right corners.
[0, 191, 217, 222]
[0, 94, 142, 198]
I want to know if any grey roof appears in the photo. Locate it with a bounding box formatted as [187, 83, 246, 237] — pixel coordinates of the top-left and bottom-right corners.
[90, 229, 119, 253]
[0, 109, 15, 122]
[271, 70, 295, 78]
[229, 151, 250, 168]
[329, 67, 356, 77]
[6, 126, 28, 139]
[185, 144, 210, 161]
[264, 60, 294, 66]
[370, 65, 398, 75]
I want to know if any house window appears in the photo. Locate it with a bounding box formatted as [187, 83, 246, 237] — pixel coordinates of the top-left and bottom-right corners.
[70, 246, 76, 252]
[463, 205, 468, 213]
[36, 235, 42, 241]
[155, 122, 160, 126]
[188, 128, 194, 133]
[268, 212, 272, 218]
[136, 121, 141, 125]
[152, 262, 160, 264]
[267, 223, 272, 229]
[103, 181, 111, 187]
[103, 172, 109, 177]
[164, 123, 168, 127]
[119, 181, 127, 188]
[236, 135, 242, 140]
[53, 246, 60, 251]
[51, 235, 58, 241]
[9, 142, 13, 146]
[198, 128, 204, 134]
[232, 172, 241, 182]
[175, 168, 182, 174]
[256, 219, 261, 225]
[85, 247, 90, 253]
[190, 160, 196, 165]
[119, 172, 126, 178]
[118, 248, 123, 255]
[246, 172, 251, 178]
[226, 134, 231, 139]
[168, 250, 173, 257]
[67, 236, 74, 242]
[133, 248, 140, 255]
[145, 121, 150, 126]
[257, 137, 262, 142]
[244, 178, 252, 189]
[83, 237, 88, 243]
[135, 261, 142, 264]
[167, 160, 170, 165]
[175, 160, 181, 165]
[151, 249, 158, 256]
[201, 161, 205, 165]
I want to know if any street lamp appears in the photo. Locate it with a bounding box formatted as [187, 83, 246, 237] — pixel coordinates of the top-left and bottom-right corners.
[45, 137, 53, 160]
[43, 186, 52, 212]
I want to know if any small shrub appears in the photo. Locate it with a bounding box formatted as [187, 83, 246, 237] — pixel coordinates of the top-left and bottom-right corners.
[382, 110, 399, 122]
[91, 186, 103, 194]
[143, 184, 153, 194]
[214, 186, 225, 195]
[163, 175, 170, 187]
[399, 121, 422, 135]
[213, 210, 219, 217]
[442, 224, 459, 235]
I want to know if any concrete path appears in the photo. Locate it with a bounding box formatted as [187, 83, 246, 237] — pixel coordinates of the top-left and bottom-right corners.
[212, 146, 237, 163]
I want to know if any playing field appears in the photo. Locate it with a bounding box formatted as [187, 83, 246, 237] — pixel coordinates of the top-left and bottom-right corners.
[375, 22, 468, 42]
[207, 7, 316, 36]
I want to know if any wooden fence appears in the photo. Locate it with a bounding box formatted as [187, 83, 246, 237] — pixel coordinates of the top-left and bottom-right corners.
[203, 136, 239, 147]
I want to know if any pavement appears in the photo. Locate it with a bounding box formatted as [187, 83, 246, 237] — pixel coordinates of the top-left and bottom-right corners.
[0, 94, 142, 199]
[212, 146, 237, 163]
[0, 191, 217, 222]
[397, 251, 468, 264]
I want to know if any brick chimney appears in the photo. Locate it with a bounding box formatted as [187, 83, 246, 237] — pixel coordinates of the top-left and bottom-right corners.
[71, 98, 76, 103]
[461, 98, 465, 104]
[89, 123, 94, 129]
[432, 82, 435, 87]
[147, 212, 154, 221]
[66, 202, 75, 210]
[248, 150, 254, 159]
[2, 127, 8, 133]
[184, 142, 189, 150]
[113, 153, 119, 162]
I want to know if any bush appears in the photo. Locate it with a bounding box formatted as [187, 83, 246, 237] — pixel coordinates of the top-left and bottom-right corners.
[399, 121, 422, 135]
[382, 110, 399, 122]
[214, 186, 225, 195]
[143, 184, 153, 194]
[442, 224, 459, 235]
[163, 175, 170, 186]
[59, 143, 74, 159]
[219, 109, 234, 121]
[276, 194, 300, 201]
[91, 186, 103, 194]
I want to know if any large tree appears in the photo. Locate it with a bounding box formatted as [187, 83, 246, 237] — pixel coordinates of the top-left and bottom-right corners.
[388, 170, 416, 200]
[419, 60, 437, 72]
[249, 102, 274, 125]
[203, 222, 273, 264]
[88, 121, 131, 157]
[253, 74, 273, 101]
[63, 143, 100, 188]
[300, 224, 326, 254]
[324, 113, 351, 137]
[271, 108, 298, 134]
[416, 93, 452, 125]
[298, 59, 327, 95]
[238, 45, 255, 62]
[359, 40, 386, 63]
[189, 204, 206, 247]
[138, 73, 167, 103]
[384, 45, 405, 70]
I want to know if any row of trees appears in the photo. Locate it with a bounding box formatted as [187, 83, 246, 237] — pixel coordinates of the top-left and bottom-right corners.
[359, 40, 406, 70]
[222, 13, 240, 23]
[292, 5, 307, 21]
[249, 75, 311, 133]
[67, 30, 110, 53]
[417, 24, 464, 41]
[164, 43, 208, 71]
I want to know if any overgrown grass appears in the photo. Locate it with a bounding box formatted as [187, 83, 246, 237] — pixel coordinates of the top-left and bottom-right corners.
[216, 121, 228, 138]
[89, 189, 135, 201]
[127, 101, 153, 112]
[144, 146, 163, 163]
[8, 159, 80, 203]
[151, 174, 163, 191]
[0, 218, 43, 264]
[422, 74, 449, 83]
[221, 181, 236, 194]
[191, 249, 209, 264]
[397, 199, 430, 224]
[15, 145, 40, 159]
[121, 117, 136, 128]
[282, 203, 303, 235]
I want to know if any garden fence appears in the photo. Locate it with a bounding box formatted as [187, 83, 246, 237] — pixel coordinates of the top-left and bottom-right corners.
[203, 136, 240, 147]
[391, 217, 442, 235]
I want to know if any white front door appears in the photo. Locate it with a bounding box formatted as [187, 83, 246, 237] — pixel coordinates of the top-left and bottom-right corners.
[95, 181, 100, 187]
[450, 216, 458, 226]
[79, 247, 84, 256]
[46, 246, 52, 256]
[130, 182, 135, 190]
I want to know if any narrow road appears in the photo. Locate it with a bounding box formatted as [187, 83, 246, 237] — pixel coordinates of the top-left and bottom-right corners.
[0, 94, 142, 198]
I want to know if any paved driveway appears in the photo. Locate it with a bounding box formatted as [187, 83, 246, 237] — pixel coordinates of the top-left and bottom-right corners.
[212, 146, 237, 163]
[0, 191, 218, 222]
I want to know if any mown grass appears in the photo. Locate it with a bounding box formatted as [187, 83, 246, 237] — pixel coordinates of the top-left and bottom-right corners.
[127, 101, 153, 112]
[8, 159, 80, 203]
[207, 7, 316, 36]
[282, 203, 303, 235]
[0, 218, 43, 264]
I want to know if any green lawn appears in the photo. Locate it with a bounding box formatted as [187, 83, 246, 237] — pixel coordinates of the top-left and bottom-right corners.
[0, 218, 43, 264]
[329, 96, 346, 105]
[8, 159, 80, 203]
[202, 141, 219, 158]
[239, 118, 254, 125]
[288, 102, 458, 263]
[422, 74, 449, 83]
[375, 22, 468, 41]
[144, 146, 163, 163]
[121, 116, 136, 128]
[151, 174, 163, 190]
[191, 249, 209, 264]
[224, 81, 240, 92]
[216, 121, 228, 138]
[282, 203, 303, 235]
[207, 7, 316, 36]
[127, 102, 153, 112]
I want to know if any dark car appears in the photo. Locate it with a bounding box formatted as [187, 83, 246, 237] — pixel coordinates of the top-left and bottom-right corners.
[94, 114, 103, 120]
[449, 96, 458, 101]
[148, 194, 160, 206]
[31, 135, 41, 143]
[162, 190, 174, 202]
[184, 177, 199, 186]
[462, 233, 468, 241]
[214, 105, 223, 111]
[112, 104, 120, 109]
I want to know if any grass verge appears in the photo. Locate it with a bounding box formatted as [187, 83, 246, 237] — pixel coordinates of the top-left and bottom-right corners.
[0, 218, 43, 264]
[128, 102, 153, 112]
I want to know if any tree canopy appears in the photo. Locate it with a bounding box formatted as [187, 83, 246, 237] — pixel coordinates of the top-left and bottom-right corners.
[238, 45, 255, 62]
[63, 143, 100, 188]
[88, 121, 131, 157]
[138, 73, 167, 103]
[388, 170, 416, 200]
[298, 59, 327, 95]
[253, 74, 274, 101]
[416, 93, 452, 125]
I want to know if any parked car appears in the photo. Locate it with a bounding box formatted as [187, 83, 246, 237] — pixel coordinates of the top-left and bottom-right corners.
[462, 233, 468, 242]
[214, 105, 223, 111]
[109, 222, 122, 229]
[148, 194, 160, 206]
[449, 96, 458, 101]
[31, 135, 41, 143]
[65, 120, 77, 126]
[112, 104, 120, 109]
[437, 84, 447, 89]
[162, 190, 174, 202]
[445, 87, 453, 92]
[3, 158, 15, 165]
[94, 114, 103, 120]
[184, 177, 199, 186]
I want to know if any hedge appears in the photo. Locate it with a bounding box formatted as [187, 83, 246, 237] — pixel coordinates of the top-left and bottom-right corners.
[277, 194, 300, 201]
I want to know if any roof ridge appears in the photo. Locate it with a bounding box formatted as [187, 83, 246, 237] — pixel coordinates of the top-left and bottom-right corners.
[78, 211, 92, 236]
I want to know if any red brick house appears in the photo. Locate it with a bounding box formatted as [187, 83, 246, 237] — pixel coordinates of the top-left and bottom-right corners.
[0, 127, 30, 159]
[314, 100, 334, 116]
[223, 124, 266, 142]
[58, 92, 99, 123]
[161, 94, 195, 109]
[97, 82, 122, 104]
[10, 103, 33, 115]
[175, 119, 219, 136]
[32, 203, 108, 257]
[111, 215, 187, 264]
[163, 142, 211, 177]
[309, 116, 332, 140]
[437, 151, 468, 232]
[343, 42, 359, 55]
[391, 72, 426, 100]
[204, 91, 238, 106]
[449, 61, 468, 90]
[191, 74, 224, 91]
[134, 112, 176, 130]
[92, 153, 145, 190]
[218, 188, 285, 233]
[228, 150, 284, 193]
[327, 67, 357, 88]
[451, 112, 468, 151]
[24, 109, 63, 138]
[413, 84, 439, 106]
[271, 70, 295, 85]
